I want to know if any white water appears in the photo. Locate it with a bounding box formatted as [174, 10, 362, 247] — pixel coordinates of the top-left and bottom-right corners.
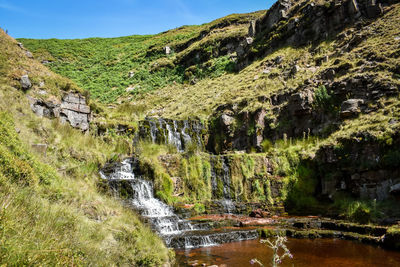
[167, 120, 184, 152]
[101, 159, 225, 248]
[101, 158, 260, 249]
[101, 159, 192, 235]
[184, 236, 217, 249]
[146, 118, 204, 152]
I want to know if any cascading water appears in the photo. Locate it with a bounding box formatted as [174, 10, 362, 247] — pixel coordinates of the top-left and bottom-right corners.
[140, 118, 204, 152]
[209, 156, 236, 214]
[149, 120, 158, 143]
[166, 120, 184, 152]
[101, 158, 258, 249]
[181, 120, 192, 147]
[220, 157, 235, 213]
[101, 159, 193, 239]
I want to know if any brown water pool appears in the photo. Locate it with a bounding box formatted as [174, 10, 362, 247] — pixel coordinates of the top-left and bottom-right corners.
[175, 238, 400, 267]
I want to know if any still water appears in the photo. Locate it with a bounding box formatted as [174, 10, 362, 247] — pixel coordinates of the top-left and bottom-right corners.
[175, 238, 400, 267]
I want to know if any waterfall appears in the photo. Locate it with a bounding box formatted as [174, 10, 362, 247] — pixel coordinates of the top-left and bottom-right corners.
[101, 158, 258, 249]
[208, 156, 235, 214]
[139, 118, 204, 152]
[149, 120, 158, 143]
[221, 157, 235, 213]
[101, 159, 227, 248]
[184, 236, 217, 249]
[181, 120, 192, 147]
[166, 120, 184, 152]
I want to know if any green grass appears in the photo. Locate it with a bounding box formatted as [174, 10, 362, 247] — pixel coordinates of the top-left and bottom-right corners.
[0, 28, 171, 266]
[2, 1, 400, 251]
[19, 11, 264, 104]
[0, 111, 170, 266]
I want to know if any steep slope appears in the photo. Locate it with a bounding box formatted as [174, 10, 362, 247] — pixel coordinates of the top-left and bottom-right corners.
[0, 29, 170, 266]
[16, 0, 400, 228]
[19, 11, 264, 103]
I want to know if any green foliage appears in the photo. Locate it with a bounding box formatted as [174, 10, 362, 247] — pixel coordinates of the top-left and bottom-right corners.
[19, 35, 187, 103]
[251, 179, 265, 201]
[0, 112, 56, 186]
[180, 155, 212, 201]
[241, 155, 255, 179]
[155, 171, 174, 205]
[0, 112, 170, 266]
[18, 11, 263, 104]
[285, 164, 318, 213]
[216, 179, 224, 199]
[333, 194, 379, 224]
[261, 139, 273, 152]
[194, 203, 206, 214]
[313, 85, 333, 111]
[265, 179, 274, 205]
[189, 56, 236, 80]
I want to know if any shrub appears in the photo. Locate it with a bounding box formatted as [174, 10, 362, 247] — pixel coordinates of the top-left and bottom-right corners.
[313, 85, 333, 111]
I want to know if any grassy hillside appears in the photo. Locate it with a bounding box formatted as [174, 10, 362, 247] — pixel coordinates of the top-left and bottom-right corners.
[16, 0, 400, 224]
[19, 11, 264, 103]
[0, 29, 170, 266]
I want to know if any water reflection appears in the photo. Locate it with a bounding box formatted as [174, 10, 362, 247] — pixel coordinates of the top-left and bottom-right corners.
[175, 238, 400, 267]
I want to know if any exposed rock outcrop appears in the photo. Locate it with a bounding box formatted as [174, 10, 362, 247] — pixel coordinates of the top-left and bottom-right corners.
[138, 117, 205, 152]
[29, 93, 91, 131]
[340, 99, 364, 118]
[20, 75, 32, 90]
[240, 0, 392, 69]
[60, 94, 91, 131]
[315, 135, 400, 201]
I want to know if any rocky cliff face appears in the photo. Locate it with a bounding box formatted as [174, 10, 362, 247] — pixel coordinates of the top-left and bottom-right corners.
[315, 135, 400, 201]
[239, 0, 391, 68]
[138, 117, 205, 152]
[29, 93, 91, 131]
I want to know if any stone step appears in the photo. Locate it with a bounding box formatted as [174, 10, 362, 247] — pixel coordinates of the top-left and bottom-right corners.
[166, 228, 259, 249]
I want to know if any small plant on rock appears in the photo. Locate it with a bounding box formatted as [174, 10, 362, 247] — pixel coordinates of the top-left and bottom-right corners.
[313, 85, 334, 111]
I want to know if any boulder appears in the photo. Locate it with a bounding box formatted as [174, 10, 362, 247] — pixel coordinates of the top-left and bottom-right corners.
[25, 51, 33, 58]
[20, 75, 32, 90]
[263, 0, 293, 32]
[29, 98, 60, 118]
[246, 37, 254, 45]
[290, 65, 300, 76]
[288, 89, 314, 116]
[164, 46, 171, 55]
[248, 20, 257, 37]
[340, 99, 364, 118]
[126, 86, 135, 93]
[249, 209, 269, 218]
[221, 114, 234, 127]
[60, 93, 91, 131]
[322, 68, 336, 80]
[274, 56, 283, 64]
[29, 93, 91, 131]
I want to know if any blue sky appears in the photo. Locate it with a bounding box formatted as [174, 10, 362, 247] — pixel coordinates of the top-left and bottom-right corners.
[0, 0, 273, 39]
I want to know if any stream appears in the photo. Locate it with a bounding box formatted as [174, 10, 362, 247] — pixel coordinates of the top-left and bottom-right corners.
[175, 238, 400, 267]
[100, 158, 400, 266]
